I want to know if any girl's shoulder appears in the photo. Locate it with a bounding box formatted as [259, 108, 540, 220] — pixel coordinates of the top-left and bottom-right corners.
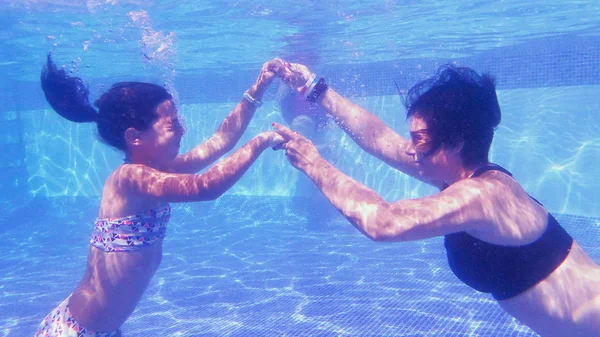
[100, 164, 162, 218]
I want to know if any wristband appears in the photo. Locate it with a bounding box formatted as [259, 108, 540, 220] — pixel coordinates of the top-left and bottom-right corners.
[299, 74, 317, 97]
[243, 91, 263, 107]
[306, 78, 328, 102]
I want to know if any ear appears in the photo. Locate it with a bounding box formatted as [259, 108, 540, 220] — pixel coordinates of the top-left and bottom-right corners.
[124, 127, 143, 146]
[447, 141, 464, 155]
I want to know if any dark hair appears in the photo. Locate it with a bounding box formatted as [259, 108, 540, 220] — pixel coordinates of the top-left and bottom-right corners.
[404, 64, 501, 166]
[40, 53, 172, 151]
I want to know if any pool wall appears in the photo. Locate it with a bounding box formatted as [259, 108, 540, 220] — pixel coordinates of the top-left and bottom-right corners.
[1, 35, 599, 217]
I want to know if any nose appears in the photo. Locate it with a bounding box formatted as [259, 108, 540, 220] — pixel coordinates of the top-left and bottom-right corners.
[405, 142, 416, 159]
[176, 124, 186, 137]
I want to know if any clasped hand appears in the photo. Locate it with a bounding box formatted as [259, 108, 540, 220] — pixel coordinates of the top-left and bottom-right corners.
[258, 59, 322, 171]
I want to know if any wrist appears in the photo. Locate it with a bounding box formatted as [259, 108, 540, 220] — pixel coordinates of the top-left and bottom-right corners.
[306, 77, 329, 102]
[246, 83, 262, 100]
[256, 132, 272, 149]
[303, 155, 328, 176]
[297, 73, 317, 96]
[243, 89, 263, 108]
[249, 73, 273, 99]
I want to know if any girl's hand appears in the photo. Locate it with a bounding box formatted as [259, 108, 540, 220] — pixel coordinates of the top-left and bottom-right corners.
[253, 58, 286, 97]
[259, 130, 286, 149]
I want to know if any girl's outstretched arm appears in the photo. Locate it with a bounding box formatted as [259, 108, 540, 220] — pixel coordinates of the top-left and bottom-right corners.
[123, 131, 283, 202]
[172, 59, 284, 174]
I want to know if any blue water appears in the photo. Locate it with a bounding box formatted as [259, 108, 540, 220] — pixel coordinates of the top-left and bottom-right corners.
[1, 1, 600, 336]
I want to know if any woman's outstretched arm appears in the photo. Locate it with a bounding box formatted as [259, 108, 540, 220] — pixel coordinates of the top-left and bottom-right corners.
[273, 122, 487, 241]
[278, 62, 444, 189]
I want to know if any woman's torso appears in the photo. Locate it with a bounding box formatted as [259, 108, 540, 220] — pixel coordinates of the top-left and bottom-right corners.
[499, 241, 600, 336]
[453, 165, 600, 335]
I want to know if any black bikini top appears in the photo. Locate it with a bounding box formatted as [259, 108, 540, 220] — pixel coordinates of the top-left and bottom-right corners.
[443, 164, 573, 300]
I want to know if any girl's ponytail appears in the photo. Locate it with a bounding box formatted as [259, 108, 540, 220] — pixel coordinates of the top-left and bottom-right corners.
[40, 53, 98, 123]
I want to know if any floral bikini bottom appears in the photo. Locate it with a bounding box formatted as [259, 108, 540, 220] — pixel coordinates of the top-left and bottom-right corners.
[34, 296, 121, 337]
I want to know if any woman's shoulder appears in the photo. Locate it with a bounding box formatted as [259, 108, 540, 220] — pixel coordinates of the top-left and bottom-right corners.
[464, 168, 532, 206]
[475, 167, 527, 194]
[465, 167, 548, 241]
[442, 168, 534, 217]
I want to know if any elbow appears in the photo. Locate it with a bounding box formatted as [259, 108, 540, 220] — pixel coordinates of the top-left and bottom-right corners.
[366, 230, 398, 242]
[218, 132, 239, 153]
[353, 220, 388, 242]
[372, 232, 408, 243]
[191, 176, 227, 201]
[362, 217, 411, 243]
[365, 230, 384, 242]
[203, 189, 225, 201]
[368, 230, 409, 243]
[190, 190, 222, 202]
[346, 201, 411, 242]
[221, 142, 236, 155]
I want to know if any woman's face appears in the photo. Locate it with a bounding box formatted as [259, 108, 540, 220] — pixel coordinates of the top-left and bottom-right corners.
[407, 116, 450, 180]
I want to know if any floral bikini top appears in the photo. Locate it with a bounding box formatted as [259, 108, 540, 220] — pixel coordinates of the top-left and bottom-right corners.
[90, 203, 171, 252]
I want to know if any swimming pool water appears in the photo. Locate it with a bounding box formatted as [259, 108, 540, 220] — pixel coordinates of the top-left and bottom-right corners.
[1, 2, 600, 336]
[1, 196, 598, 336]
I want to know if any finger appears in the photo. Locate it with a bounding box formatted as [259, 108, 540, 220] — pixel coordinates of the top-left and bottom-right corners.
[268, 59, 281, 73]
[262, 71, 276, 81]
[281, 62, 296, 74]
[273, 133, 285, 144]
[272, 137, 291, 151]
[271, 122, 296, 140]
[270, 59, 290, 75]
[272, 141, 285, 151]
[289, 63, 306, 74]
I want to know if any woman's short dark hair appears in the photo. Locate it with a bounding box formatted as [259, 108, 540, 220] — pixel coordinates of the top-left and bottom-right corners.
[40, 53, 172, 151]
[403, 64, 501, 166]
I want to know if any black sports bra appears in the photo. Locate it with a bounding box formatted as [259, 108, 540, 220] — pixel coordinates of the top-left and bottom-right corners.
[443, 164, 573, 300]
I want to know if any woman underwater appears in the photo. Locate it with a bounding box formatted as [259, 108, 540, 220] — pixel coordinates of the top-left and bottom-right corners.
[274, 61, 600, 337]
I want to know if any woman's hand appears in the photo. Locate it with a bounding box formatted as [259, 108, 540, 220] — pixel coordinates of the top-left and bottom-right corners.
[278, 62, 315, 92]
[253, 59, 315, 97]
[251, 58, 287, 99]
[271, 122, 321, 171]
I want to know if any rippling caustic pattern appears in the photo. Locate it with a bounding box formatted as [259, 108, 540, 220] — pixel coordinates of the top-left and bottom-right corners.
[1, 196, 599, 336]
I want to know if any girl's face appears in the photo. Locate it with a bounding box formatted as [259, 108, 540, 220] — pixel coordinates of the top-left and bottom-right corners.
[137, 99, 185, 168]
